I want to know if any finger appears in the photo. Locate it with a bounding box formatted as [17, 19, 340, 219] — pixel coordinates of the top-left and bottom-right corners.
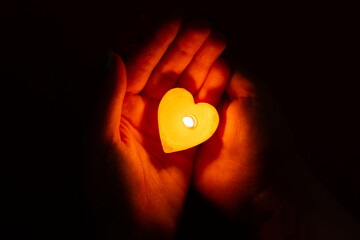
[195, 58, 230, 107]
[226, 71, 257, 100]
[142, 18, 211, 100]
[104, 53, 127, 142]
[175, 32, 226, 95]
[126, 15, 183, 94]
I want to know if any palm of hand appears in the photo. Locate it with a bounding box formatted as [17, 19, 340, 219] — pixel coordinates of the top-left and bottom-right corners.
[194, 73, 264, 216]
[104, 17, 227, 233]
[118, 91, 195, 230]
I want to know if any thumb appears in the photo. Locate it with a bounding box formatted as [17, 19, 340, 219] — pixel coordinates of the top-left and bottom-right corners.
[103, 51, 127, 143]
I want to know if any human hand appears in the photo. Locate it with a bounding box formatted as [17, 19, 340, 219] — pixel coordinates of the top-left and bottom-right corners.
[87, 14, 360, 239]
[192, 63, 360, 240]
[86, 15, 227, 239]
[193, 72, 267, 214]
[192, 68, 299, 238]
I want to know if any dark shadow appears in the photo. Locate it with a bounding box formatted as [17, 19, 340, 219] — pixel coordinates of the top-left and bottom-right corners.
[176, 185, 250, 239]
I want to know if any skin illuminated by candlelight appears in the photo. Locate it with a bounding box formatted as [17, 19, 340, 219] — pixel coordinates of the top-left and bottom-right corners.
[87, 15, 227, 238]
[87, 13, 360, 240]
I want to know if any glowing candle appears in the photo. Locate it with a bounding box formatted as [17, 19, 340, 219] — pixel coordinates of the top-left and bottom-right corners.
[158, 88, 219, 153]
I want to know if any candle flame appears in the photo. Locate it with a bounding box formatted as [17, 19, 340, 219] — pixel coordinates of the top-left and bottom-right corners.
[183, 115, 196, 128]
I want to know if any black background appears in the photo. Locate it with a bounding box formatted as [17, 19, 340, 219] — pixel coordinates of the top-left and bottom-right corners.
[2, 0, 359, 238]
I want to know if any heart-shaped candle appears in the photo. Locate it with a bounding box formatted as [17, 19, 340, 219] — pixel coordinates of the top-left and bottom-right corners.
[158, 88, 219, 153]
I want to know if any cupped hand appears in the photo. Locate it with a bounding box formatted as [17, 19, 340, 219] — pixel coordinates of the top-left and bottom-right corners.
[193, 65, 300, 239]
[88, 15, 227, 238]
[193, 69, 290, 216]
